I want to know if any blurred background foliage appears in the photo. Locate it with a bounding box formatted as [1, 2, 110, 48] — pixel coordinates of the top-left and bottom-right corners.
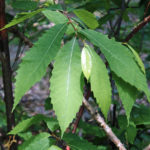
[0, 0, 150, 149]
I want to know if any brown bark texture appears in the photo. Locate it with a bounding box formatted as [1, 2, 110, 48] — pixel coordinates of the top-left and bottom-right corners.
[0, 0, 16, 149]
[83, 98, 127, 150]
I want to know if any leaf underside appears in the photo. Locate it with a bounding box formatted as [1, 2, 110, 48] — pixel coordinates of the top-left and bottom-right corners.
[13, 23, 68, 110]
[85, 44, 112, 118]
[81, 46, 92, 80]
[50, 38, 83, 136]
[0, 8, 43, 31]
[124, 43, 145, 74]
[113, 74, 137, 123]
[74, 9, 99, 29]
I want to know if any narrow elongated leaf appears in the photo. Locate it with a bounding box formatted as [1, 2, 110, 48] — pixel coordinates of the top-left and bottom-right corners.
[81, 46, 92, 80]
[42, 10, 68, 24]
[63, 133, 99, 150]
[80, 29, 150, 101]
[46, 118, 59, 132]
[0, 8, 43, 31]
[74, 9, 99, 29]
[79, 121, 106, 138]
[84, 45, 111, 118]
[113, 74, 138, 123]
[9, 114, 59, 135]
[43, 10, 79, 35]
[50, 38, 83, 135]
[18, 132, 32, 141]
[12, 0, 38, 11]
[18, 132, 50, 150]
[123, 43, 145, 74]
[8, 114, 47, 135]
[13, 23, 68, 110]
[98, 14, 115, 27]
[126, 122, 137, 144]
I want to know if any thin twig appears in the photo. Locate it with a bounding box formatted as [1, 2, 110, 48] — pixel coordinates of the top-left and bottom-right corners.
[72, 105, 84, 134]
[72, 87, 91, 134]
[83, 98, 126, 150]
[63, 11, 78, 36]
[9, 27, 33, 48]
[115, 0, 126, 37]
[12, 39, 23, 69]
[125, 15, 150, 42]
[144, 1, 150, 17]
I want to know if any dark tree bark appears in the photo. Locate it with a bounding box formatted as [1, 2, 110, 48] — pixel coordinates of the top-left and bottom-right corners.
[0, 0, 17, 149]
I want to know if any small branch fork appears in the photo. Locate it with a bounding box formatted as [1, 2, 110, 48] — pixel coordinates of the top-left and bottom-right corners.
[63, 11, 78, 36]
[83, 98, 127, 150]
[4, 136, 17, 150]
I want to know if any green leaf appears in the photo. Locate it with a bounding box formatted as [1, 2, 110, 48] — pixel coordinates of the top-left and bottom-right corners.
[46, 4, 63, 11]
[81, 46, 92, 80]
[123, 43, 145, 74]
[18, 132, 50, 150]
[74, 9, 99, 29]
[118, 115, 128, 130]
[79, 29, 150, 102]
[131, 105, 150, 125]
[71, 17, 87, 29]
[42, 10, 68, 24]
[13, 23, 67, 110]
[98, 14, 115, 27]
[126, 122, 137, 144]
[97, 146, 107, 150]
[113, 74, 138, 123]
[12, 0, 38, 11]
[78, 121, 106, 138]
[48, 145, 62, 150]
[18, 132, 32, 141]
[45, 118, 59, 132]
[63, 133, 99, 150]
[111, 0, 122, 6]
[9, 114, 46, 135]
[0, 8, 43, 31]
[84, 44, 112, 118]
[50, 38, 83, 136]
[42, 10, 79, 35]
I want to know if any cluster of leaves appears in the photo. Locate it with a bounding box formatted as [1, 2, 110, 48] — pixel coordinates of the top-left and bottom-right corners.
[1, 0, 150, 149]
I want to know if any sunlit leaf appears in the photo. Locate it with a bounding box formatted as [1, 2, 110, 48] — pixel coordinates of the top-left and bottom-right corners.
[80, 29, 150, 102]
[13, 23, 67, 110]
[84, 44, 111, 118]
[74, 9, 99, 29]
[50, 38, 83, 136]
[81, 46, 92, 80]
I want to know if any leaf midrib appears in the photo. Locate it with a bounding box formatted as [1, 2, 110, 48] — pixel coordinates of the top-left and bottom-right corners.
[82, 30, 128, 68]
[66, 38, 76, 99]
[21, 23, 67, 85]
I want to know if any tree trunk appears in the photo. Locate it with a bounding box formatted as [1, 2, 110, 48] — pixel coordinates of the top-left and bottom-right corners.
[0, 0, 17, 149]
